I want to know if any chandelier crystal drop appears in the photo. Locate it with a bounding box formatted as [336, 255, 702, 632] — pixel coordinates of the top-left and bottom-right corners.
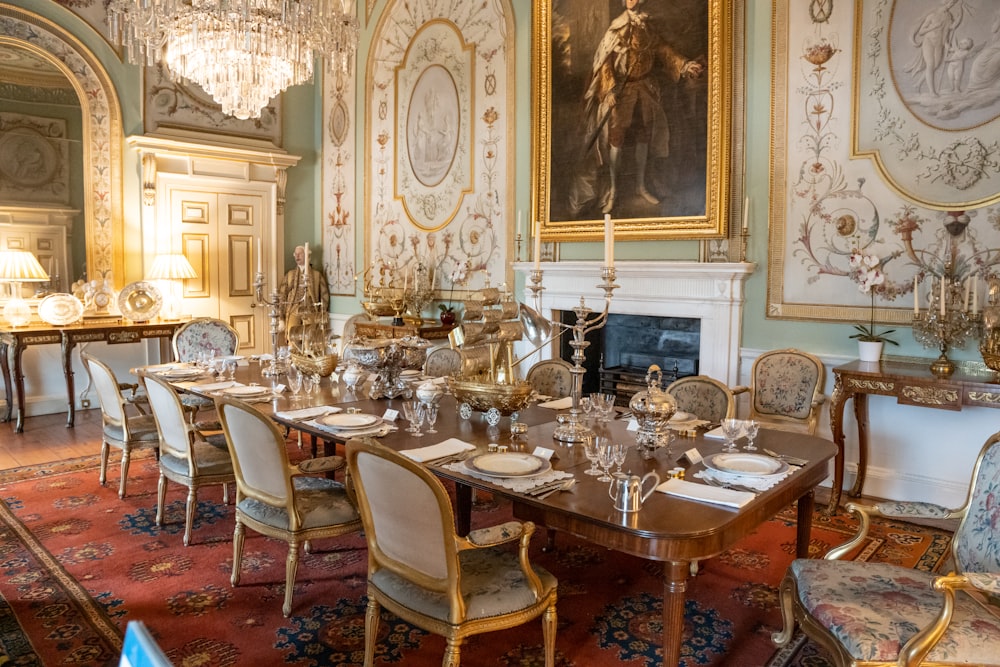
[109, 0, 359, 120]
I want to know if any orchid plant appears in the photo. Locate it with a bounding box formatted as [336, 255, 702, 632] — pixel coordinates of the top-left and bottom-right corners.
[848, 252, 898, 346]
[439, 262, 469, 315]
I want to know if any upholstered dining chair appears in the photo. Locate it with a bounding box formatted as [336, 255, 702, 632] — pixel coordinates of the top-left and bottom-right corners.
[216, 396, 361, 617]
[747, 348, 826, 435]
[665, 374, 738, 423]
[773, 429, 1000, 666]
[171, 317, 240, 423]
[345, 437, 558, 667]
[83, 352, 161, 499]
[423, 347, 462, 377]
[143, 373, 234, 546]
[526, 358, 574, 399]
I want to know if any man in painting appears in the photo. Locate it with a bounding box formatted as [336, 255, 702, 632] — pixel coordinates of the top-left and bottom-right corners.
[584, 0, 704, 214]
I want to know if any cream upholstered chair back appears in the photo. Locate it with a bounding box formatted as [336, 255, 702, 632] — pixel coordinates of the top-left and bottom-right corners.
[143, 373, 193, 466]
[748, 348, 826, 434]
[351, 442, 454, 584]
[346, 438, 558, 665]
[86, 353, 130, 427]
[666, 375, 736, 423]
[953, 431, 1000, 582]
[172, 317, 240, 362]
[526, 358, 574, 398]
[217, 398, 294, 510]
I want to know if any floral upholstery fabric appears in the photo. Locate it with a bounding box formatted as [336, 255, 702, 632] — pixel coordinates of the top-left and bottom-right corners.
[752, 351, 821, 420]
[667, 378, 732, 422]
[953, 440, 1000, 610]
[526, 360, 573, 398]
[424, 348, 461, 377]
[173, 318, 239, 362]
[873, 500, 953, 519]
[789, 559, 1000, 663]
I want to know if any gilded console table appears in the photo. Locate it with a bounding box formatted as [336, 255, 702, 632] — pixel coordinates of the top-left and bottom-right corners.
[0, 320, 183, 434]
[829, 358, 1000, 514]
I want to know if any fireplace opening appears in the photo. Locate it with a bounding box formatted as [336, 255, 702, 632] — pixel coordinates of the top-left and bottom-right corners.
[558, 313, 700, 404]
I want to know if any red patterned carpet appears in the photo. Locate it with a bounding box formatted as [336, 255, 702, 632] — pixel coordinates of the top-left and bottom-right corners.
[0, 451, 951, 666]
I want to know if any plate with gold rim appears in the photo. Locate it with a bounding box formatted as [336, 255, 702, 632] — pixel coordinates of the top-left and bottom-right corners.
[466, 453, 551, 478]
[704, 453, 788, 478]
[221, 385, 271, 398]
[118, 281, 162, 322]
[319, 413, 382, 429]
[38, 293, 84, 326]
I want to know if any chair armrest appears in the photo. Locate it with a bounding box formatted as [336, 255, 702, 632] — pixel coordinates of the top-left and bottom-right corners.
[811, 392, 827, 407]
[466, 520, 525, 548]
[297, 456, 346, 474]
[730, 385, 749, 396]
[944, 572, 1000, 596]
[870, 500, 966, 522]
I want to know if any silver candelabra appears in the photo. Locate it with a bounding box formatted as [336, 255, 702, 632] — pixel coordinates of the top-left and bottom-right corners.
[526, 266, 619, 442]
[253, 269, 306, 377]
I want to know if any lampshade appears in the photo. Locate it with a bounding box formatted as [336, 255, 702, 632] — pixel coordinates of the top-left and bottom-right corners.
[0, 250, 50, 282]
[146, 254, 198, 281]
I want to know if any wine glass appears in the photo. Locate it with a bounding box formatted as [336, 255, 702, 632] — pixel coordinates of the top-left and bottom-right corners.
[401, 400, 417, 432]
[579, 396, 593, 421]
[582, 436, 602, 476]
[423, 402, 439, 434]
[301, 372, 315, 395]
[410, 402, 426, 437]
[721, 418, 743, 453]
[224, 359, 237, 381]
[743, 420, 760, 451]
[309, 373, 321, 395]
[600, 393, 617, 422]
[595, 438, 616, 482]
[287, 366, 303, 400]
[611, 442, 628, 478]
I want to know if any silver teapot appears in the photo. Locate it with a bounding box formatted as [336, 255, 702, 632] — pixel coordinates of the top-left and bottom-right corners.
[609, 471, 660, 512]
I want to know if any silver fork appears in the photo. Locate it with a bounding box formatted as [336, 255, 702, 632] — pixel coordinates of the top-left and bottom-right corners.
[702, 477, 757, 495]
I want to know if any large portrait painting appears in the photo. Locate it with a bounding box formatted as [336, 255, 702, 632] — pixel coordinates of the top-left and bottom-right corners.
[768, 0, 1000, 328]
[533, 0, 735, 241]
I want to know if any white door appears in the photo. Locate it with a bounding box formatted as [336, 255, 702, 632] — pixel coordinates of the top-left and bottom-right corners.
[161, 181, 268, 354]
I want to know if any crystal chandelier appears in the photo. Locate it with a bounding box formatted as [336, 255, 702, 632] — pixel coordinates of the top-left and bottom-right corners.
[109, 0, 359, 120]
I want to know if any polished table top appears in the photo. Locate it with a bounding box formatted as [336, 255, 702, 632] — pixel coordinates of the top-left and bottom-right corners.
[154, 361, 836, 665]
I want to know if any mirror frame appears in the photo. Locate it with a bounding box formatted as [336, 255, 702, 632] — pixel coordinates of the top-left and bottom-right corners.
[0, 4, 124, 287]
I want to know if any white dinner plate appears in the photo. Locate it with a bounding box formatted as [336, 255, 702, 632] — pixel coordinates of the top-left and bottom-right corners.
[319, 413, 381, 429]
[222, 385, 271, 397]
[466, 453, 552, 478]
[158, 368, 205, 380]
[703, 453, 789, 478]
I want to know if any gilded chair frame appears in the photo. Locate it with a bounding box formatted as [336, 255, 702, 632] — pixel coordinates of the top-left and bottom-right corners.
[748, 348, 826, 435]
[773, 430, 1000, 666]
[666, 374, 737, 422]
[143, 373, 234, 546]
[82, 352, 160, 499]
[346, 438, 558, 666]
[216, 397, 361, 617]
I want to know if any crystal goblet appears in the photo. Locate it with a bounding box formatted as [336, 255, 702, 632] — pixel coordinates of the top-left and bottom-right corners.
[743, 420, 760, 451]
[721, 418, 743, 453]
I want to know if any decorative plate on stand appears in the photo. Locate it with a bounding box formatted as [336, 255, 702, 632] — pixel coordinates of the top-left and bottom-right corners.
[118, 281, 162, 322]
[37, 293, 84, 326]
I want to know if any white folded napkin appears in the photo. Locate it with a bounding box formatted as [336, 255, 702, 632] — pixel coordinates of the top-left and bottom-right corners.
[183, 380, 242, 392]
[538, 396, 573, 410]
[655, 478, 755, 509]
[274, 405, 342, 420]
[402, 438, 476, 463]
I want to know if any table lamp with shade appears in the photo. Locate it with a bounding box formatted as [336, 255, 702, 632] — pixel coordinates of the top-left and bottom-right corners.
[0, 250, 50, 328]
[146, 253, 197, 321]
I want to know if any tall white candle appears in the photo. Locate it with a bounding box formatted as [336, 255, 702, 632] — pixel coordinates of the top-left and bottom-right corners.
[304, 242, 309, 269]
[973, 274, 979, 314]
[256, 238, 262, 274]
[604, 214, 614, 268]
[914, 275, 919, 315]
[517, 209, 524, 239]
[940, 277, 946, 316]
[533, 223, 542, 271]
[742, 196, 750, 233]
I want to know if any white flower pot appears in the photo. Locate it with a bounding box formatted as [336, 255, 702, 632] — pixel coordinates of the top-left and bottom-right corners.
[858, 340, 884, 363]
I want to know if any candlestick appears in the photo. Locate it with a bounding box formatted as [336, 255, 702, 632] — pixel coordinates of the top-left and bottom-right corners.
[533, 223, 542, 271]
[604, 214, 614, 268]
[913, 275, 919, 315]
[304, 242, 309, 270]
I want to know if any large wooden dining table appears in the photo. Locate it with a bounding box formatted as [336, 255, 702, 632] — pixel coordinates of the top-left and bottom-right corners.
[164, 361, 838, 666]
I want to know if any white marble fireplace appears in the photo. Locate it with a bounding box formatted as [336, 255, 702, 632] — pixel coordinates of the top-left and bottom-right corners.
[513, 261, 756, 386]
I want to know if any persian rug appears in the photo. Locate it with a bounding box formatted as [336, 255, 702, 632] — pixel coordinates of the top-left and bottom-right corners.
[0, 452, 951, 667]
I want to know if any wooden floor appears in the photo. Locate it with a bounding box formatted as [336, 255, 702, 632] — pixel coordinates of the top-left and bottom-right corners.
[0, 409, 104, 469]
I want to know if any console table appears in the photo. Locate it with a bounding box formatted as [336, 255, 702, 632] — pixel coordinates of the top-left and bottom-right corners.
[829, 358, 1000, 514]
[0, 320, 183, 434]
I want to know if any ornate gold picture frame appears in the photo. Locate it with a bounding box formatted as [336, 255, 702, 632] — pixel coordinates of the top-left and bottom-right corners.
[532, 0, 736, 242]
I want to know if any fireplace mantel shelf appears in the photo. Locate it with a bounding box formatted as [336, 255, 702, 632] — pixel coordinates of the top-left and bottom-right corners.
[513, 261, 756, 386]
